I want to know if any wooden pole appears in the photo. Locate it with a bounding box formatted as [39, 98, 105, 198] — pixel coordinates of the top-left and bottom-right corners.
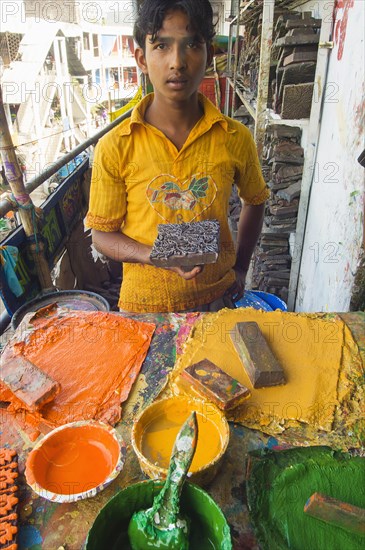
[0, 85, 53, 289]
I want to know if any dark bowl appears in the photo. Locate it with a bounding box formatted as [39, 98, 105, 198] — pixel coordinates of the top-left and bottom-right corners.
[11, 289, 110, 329]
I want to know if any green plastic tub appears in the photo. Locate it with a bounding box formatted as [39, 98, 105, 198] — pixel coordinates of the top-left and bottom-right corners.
[85, 480, 232, 549]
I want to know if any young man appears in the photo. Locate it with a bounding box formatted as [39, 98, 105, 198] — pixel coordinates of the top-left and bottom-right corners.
[86, 0, 269, 313]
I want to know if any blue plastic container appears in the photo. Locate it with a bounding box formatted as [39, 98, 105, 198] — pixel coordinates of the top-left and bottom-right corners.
[235, 290, 287, 312]
[251, 290, 287, 311]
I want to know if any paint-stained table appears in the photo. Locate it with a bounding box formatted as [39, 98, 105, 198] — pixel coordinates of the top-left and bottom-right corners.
[2, 311, 364, 550]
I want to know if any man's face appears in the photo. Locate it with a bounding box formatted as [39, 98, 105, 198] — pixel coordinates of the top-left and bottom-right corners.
[135, 9, 212, 104]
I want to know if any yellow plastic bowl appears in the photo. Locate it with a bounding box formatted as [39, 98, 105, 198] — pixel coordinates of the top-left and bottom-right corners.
[131, 396, 229, 485]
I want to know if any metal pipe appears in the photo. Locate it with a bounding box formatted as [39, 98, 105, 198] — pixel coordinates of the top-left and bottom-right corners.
[0, 108, 133, 217]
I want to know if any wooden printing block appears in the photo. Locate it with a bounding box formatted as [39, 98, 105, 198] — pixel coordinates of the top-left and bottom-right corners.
[276, 34, 320, 47]
[180, 359, 251, 411]
[0, 449, 19, 549]
[304, 493, 365, 536]
[281, 83, 314, 119]
[150, 220, 220, 269]
[230, 322, 286, 388]
[283, 50, 318, 66]
[1, 355, 60, 411]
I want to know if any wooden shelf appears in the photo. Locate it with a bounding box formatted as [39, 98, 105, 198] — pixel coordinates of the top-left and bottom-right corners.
[227, 77, 257, 119]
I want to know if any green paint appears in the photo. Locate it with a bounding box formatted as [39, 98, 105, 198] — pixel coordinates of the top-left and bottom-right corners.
[128, 412, 198, 549]
[247, 446, 365, 550]
[85, 480, 232, 550]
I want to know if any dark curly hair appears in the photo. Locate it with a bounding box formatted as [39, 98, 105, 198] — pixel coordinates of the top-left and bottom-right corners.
[134, 0, 216, 50]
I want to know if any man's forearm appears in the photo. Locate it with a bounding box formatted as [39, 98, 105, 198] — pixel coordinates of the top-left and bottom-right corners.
[91, 229, 152, 264]
[234, 202, 265, 272]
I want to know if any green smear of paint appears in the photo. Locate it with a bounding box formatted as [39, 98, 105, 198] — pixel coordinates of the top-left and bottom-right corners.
[247, 446, 365, 550]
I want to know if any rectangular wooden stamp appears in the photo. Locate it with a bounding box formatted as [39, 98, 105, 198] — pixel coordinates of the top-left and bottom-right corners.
[1, 355, 60, 411]
[0, 448, 19, 549]
[150, 220, 220, 269]
[304, 492, 365, 536]
[180, 359, 251, 410]
[230, 322, 286, 388]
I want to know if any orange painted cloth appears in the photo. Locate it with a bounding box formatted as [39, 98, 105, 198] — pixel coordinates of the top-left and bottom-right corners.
[1, 312, 154, 439]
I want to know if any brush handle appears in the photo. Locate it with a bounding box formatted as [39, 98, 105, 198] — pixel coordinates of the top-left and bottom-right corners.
[152, 411, 198, 528]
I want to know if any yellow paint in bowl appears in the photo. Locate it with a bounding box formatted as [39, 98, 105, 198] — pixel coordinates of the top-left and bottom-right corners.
[25, 420, 126, 502]
[131, 396, 229, 485]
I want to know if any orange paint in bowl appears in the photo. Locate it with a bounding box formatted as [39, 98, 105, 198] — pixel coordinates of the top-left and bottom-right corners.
[25, 421, 126, 502]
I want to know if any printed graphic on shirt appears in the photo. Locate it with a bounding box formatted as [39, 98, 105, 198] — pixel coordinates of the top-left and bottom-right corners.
[146, 173, 217, 222]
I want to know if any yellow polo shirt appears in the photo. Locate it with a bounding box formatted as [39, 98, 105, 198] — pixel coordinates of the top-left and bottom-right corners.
[86, 93, 269, 312]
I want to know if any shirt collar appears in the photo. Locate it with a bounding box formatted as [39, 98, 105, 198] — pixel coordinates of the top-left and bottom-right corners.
[119, 92, 235, 136]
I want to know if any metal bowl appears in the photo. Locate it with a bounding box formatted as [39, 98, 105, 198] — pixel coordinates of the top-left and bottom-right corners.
[25, 420, 126, 503]
[11, 289, 110, 329]
[131, 396, 229, 486]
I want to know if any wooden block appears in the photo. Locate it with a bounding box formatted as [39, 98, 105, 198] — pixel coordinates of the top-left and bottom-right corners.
[281, 83, 314, 119]
[230, 322, 286, 388]
[270, 203, 299, 218]
[276, 34, 320, 47]
[1, 355, 60, 411]
[288, 28, 316, 37]
[180, 359, 251, 410]
[275, 164, 303, 182]
[0, 449, 19, 549]
[304, 493, 365, 536]
[285, 18, 321, 29]
[150, 220, 220, 269]
[277, 181, 302, 202]
[267, 123, 302, 140]
[278, 62, 316, 109]
[283, 51, 318, 66]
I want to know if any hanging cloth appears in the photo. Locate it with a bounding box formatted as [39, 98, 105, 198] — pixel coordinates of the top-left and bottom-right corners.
[0, 245, 24, 297]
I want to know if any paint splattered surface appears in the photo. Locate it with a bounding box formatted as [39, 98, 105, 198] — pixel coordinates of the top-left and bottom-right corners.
[169, 310, 365, 450]
[1, 311, 155, 439]
[1, 311, 364, 549]
[5, 420, 262, 550]
[2, 313, 259, 549]
[246, 446, 365, 550]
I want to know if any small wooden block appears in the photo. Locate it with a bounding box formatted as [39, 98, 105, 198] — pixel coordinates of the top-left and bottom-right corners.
[230, 322, 286, 388]
[1, 355, 60, 411]
[181, 359, 251, 410]
[304, 492, 365, 536]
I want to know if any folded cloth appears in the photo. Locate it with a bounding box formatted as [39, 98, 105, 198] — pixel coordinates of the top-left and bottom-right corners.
[0, 246, 24, 297]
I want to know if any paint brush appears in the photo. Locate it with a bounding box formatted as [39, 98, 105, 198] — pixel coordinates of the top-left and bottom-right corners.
[304, 492, 365, 536]
[128, 411, 198, 550]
